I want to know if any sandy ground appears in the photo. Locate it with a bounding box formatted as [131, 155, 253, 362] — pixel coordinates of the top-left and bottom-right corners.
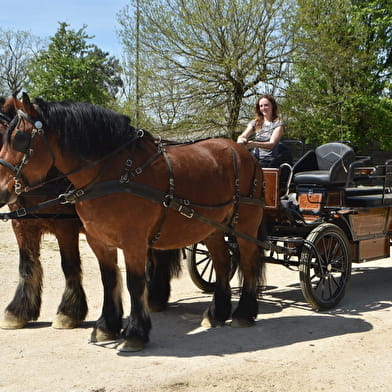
[0, 208, 392, 392]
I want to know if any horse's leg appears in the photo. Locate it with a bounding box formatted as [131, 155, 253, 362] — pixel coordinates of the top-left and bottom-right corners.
[146, 249, 181, 312]
[85, 236, 123, 343]
[201, 232, 232, 327]
[1, 222, 43, 329]
[51, 223, 88, 329]
[231, 237, 263, 327]
[118, 248, 151, 352]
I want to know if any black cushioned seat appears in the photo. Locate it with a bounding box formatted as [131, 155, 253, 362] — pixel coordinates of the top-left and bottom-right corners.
[293, 142, 356, 186]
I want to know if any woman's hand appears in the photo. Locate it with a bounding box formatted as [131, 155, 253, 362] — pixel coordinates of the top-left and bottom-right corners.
[237, 135, 248, 144]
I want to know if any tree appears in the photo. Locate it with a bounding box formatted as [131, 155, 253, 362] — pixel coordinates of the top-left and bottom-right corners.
[118, 0, 296, 139]
[282, 0, 392, 151]
[27, 23, 123, 105]
[0, 29, 42, 97]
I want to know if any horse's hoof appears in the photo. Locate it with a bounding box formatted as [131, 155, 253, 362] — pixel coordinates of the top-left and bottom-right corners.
[201, 309, 225, 328]
[52, 313, 80, 329]
[0, 311, 27, 329]
[117, 338, 145, 352]
[231, 318, 255, 328]
[89, 327, 117, 343]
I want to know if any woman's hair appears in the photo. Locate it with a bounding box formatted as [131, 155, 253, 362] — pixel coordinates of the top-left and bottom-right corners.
[254, 94, 279, 129]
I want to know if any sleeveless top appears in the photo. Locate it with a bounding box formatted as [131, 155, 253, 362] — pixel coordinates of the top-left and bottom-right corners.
[250, 119, 284, 161]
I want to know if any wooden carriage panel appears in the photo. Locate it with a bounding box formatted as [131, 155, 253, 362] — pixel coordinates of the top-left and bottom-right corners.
[349, 207, 390, 238]
[296, 189, 325, 222]
[357, 236, 390, 261]
[298, 192, 323, 210]
[326, 191, 344, 206]
[262, 168, 279, 209]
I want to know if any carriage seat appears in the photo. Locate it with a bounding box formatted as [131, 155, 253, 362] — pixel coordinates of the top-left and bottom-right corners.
[293, 142, 356, 187]
[345, 193, 392, 207]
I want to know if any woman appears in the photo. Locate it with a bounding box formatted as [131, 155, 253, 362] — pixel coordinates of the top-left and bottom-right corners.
[237, 94, 285, 167]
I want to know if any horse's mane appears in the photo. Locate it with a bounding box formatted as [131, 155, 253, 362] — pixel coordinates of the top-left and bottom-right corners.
[34, 98, 144, 160]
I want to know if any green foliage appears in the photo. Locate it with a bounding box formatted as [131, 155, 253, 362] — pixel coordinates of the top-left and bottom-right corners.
[27, 23, 123, 105]
[283, 0, 392, 152]
[118, 0, 296, 139]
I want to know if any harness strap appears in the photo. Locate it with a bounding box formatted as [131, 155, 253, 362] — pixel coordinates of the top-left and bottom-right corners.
[60, 179, 241, 208]
[0, 159, 18, 174]
[0, 211, 77, 220]
[2, 177, 281, 251]
[0, 112, 12, 123]
[149, 148, 174, 246]
[60, 179, 271, 247]
[229, 148, 240, 226]
[0, 195, 75, 219]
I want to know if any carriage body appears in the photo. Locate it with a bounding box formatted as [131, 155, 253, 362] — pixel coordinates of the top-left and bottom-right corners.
[188, 144, 392, 311]
[264, 165, 391, 263]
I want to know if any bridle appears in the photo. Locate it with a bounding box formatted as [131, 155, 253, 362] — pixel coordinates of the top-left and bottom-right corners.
[0, 109, 55, 195]
[0, 111, 12, 123]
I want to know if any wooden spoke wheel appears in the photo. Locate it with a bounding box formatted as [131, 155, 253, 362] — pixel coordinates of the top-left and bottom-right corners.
[299, 223, 352, 310]
[186, 239, 239, 293]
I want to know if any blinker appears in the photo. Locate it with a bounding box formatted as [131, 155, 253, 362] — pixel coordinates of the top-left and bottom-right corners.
[12, 131, 32, 153]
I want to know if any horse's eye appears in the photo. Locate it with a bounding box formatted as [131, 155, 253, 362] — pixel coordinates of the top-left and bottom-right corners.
[12, 131, 31, 153]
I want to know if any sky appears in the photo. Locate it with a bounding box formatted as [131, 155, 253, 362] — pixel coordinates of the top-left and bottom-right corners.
[0, 0, 131, 57]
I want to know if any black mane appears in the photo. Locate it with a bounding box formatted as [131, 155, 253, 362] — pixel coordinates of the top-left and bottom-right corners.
[34, 98, 141, 160]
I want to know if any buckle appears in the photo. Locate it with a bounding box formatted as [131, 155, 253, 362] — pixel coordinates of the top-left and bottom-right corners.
[178, 205, 194, 219]
[16, 208, 27, 217]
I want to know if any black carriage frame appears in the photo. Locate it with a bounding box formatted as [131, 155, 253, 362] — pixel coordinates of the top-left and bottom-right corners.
[186, 142, 392, 311]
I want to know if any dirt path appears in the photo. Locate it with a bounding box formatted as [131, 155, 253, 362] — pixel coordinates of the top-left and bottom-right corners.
[0, 210, 391, 392]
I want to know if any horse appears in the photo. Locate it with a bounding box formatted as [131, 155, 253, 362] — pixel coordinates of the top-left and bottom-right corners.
[0, 96, 88, 329]
[0, 93, 265, 352]
[0, 97, 181, 330]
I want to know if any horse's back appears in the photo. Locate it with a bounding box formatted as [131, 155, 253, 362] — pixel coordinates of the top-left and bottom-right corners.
[166, 138, 262, 202]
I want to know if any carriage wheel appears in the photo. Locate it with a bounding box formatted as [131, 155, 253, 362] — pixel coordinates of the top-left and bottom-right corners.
[299, 223, 351, 310]
[186, 240, 239, 293]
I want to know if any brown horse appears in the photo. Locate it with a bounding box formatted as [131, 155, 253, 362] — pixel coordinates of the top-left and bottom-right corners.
[0, 93, 264, 351]
[0, 96, 88, 329]
[0, 97, 180, 330]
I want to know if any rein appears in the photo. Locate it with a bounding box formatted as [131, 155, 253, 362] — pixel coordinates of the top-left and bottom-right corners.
[0, 112, 12, 123]
[0, 110, 275, 249]
[0, 210, 77, 220]
[4, 177, 277, 250]
[20, 177, 267, 247]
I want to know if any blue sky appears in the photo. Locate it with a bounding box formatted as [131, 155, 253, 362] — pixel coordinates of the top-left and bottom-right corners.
[0, 0, 131, 57]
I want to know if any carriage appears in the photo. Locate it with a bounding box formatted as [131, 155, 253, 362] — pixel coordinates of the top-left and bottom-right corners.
[0, 93, 391, 351]
[186, 141, 392, 310]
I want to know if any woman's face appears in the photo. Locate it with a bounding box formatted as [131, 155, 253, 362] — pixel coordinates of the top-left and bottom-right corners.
[258, 98, 273, 118]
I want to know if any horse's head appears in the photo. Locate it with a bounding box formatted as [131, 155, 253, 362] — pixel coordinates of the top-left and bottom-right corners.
[0, 95, 22, 143]
[0, 93, 55, 205]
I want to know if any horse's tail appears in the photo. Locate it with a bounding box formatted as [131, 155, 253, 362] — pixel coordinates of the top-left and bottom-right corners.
[146, 249, 182, 312]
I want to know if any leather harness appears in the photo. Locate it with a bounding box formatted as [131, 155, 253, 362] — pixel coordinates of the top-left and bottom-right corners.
[0, 110, 281, 250]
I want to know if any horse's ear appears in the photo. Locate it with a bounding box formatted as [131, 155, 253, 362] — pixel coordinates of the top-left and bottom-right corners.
[11, 94, 22, 111]
[22, 92, 37, 117]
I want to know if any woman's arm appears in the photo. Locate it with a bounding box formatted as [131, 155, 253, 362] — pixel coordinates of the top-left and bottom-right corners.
[237, 122, 255, 144]
[245, 124, 284, 150]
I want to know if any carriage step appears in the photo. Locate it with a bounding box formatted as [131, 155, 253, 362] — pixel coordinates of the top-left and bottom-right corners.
[266, 236, 305, 245]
